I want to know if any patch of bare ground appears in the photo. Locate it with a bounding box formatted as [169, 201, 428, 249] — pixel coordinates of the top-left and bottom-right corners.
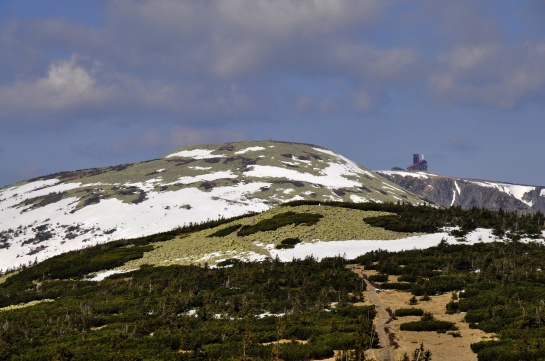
[348, 264, 497, 361]
[260, 339, 308, 346]
[310, 350, 340, 361]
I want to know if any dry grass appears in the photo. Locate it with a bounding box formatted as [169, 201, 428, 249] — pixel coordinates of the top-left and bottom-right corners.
[353, 266, 497, 361]
[0, 299, 55, 312]
[122, 205, 415, 269]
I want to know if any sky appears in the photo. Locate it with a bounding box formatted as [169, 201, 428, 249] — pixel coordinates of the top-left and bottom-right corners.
[1, 0, 544, 188]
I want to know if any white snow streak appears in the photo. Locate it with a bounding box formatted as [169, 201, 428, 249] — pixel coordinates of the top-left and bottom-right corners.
[269, 228, 508, 262]
[378, 170, 430, 179]
[313, 147, 375, 178]
[168, 171, 237, 185]
[235, 146, 265, 154]
[165, 149, 225, 159]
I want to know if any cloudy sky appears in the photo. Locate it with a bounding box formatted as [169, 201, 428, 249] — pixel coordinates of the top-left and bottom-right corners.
[1, 0, 544, 188]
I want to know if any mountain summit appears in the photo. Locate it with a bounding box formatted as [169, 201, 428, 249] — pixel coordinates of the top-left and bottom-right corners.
[0, 140, 425, 271]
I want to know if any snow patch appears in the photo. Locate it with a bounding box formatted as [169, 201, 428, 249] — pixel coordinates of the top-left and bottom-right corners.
[246, 163, 365, 188]
[168, 171, 237, 185]
[269, 228, 501, 262]
[313, 147, 375, 178]
[469, 181, 535, 207]
[90, 269, 136, 281]
[165, 149, 225, 159]
[255, 311, 285, 319]
[454, 181, 461, 195]
[350, 194, 367, 203]
[235, 146, 265, 154]
[378, 170, 430, 179]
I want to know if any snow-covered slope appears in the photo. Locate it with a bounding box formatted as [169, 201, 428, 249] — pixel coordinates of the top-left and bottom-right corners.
[0, 141, 427, 272]
[378, 170, 545, 214]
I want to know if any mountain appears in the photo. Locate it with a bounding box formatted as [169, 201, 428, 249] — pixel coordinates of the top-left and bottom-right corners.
[0, 140, 427, 272]
[1, 202, 543, 360]
[377, 170, 545, 214]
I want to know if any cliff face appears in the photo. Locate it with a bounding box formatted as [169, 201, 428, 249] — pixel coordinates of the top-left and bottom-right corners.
[378, 171, 545, 214]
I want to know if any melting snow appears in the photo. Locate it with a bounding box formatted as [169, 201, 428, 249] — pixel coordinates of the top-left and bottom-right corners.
[165, 149, 225, 159]
[268, 228, 509, 262]
[0, 181, 272, 272]
[235, 146, 265, 154]
[90, 269, 136, 281]
[168, 171, 237, 185]
[246, 163, 365, 188]
[255, 311, 285, 319]
[350, 194, 367, 203]
[378, 170, 430, 179]
[469, 181, 535, 207]
[313, 147, 375, 178]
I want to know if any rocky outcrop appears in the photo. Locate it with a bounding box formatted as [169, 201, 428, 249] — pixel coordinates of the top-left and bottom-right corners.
[378, 171, 545, 214]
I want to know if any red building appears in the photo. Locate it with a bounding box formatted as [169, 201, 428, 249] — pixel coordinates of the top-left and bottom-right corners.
[407, 153, 428, 171]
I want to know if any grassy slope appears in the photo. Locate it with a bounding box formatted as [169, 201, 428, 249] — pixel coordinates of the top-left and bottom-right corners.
[123, 204, 413, 268]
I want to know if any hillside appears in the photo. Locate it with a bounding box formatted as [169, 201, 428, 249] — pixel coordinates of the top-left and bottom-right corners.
[1, 202, 544, 360]
[0, 141, 427, 272]
[378, 170, 545, 214]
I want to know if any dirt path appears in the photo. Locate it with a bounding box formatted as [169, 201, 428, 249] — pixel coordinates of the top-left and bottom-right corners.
[347, 265, 396, 361]
[347, 264, 498, 361]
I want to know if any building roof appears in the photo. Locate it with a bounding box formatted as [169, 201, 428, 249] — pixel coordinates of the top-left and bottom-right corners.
[407, 159, 428, 169]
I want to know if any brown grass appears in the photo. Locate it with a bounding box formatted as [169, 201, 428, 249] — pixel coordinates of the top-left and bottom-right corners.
[349, 265, 497, 361]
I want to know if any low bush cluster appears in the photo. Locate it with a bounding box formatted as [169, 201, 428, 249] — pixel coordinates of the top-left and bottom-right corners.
[237, 211, 323, 236]
[394, 308, 424, 317]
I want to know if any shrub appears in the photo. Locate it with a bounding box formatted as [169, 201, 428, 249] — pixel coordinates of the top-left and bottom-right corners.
[400, 320, 457, 332]
[380, 282, 412, 291]
[397, 275, 417, 282]
[208, 224, 241, 237]
[275, 238, 302, 249]
[394, 308, 424, 317]
[237, 212, 323, 236]
[368, 274, 389, 282]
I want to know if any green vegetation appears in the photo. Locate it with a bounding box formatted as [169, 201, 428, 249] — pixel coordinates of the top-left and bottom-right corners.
[126, 205, 408, 268]
[275, 237, 302, 249]
[207, 224, 241, 237]
[367, 274, 388, 282]
[237, 211, 323, 236]
[3, 202, 545, 359]
[400, 314, 457, 333]
[353, 237, 545, 360]
[394, 308, 424, 317]
[0, 255, 378, 360]
[285, 200, 545, 239]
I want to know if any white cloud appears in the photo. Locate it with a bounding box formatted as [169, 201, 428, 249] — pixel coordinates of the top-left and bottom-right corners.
[217, 0, 385, 36]
[430, 42, 545, 108]
[0, 57, 114, 122]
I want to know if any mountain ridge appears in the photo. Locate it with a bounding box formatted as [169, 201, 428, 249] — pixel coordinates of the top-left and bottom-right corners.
[0, 140, 426, 272]
[378, 170, 545, 214]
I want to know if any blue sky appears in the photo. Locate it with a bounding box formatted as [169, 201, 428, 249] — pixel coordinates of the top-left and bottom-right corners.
[1, 0, 544, 187]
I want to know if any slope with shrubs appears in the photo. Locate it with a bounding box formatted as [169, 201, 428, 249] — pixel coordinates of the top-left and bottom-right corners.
[2, 202, 545, 360]
[354, 240, 545, 361]
[0, 255, 379, 360]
